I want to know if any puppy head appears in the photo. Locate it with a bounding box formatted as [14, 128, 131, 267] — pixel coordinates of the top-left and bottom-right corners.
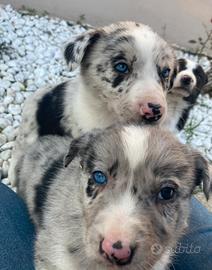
[171, 58, 208, 98]
[65, 125, 211, 269]
[64, 22, 176, 125]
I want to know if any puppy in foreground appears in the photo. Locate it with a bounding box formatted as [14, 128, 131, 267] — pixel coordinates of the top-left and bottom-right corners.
[17, 125, 211, 270]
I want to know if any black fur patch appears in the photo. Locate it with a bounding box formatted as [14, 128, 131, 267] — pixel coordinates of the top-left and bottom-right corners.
[64, 137, 82, 167]
[64, 43, 75, 64]
[81, 32, 101, 71]
[177, 89, 200, 131]
[177, 107, 191, 131]
[169, 67, 177, 90]
[34, 155, 64, 225]
[112, 75, 125, 88]
[131, 185, 137, 195]
[193, 65, 208, 88]
[178, 58, 187, 72]
[36, 82, 67, 136]
[194, 155, 208, 187]
[86, 178, 96, 197]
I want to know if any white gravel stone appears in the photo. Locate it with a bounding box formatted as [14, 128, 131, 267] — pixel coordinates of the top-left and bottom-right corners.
[0, 141, 14, 151]
[0, 64, 8, 71]
[0, 134, 7, 146]
[0, 118, 11, 129]
[15, 92, 24, 104]
[11, 82, 25, 91]
[0, 88, 6, 97]
[2, 126, 16, 141]
[3, 96, 14, 105]
[0, 150, 11, 161]
[8, 104, 22, 115]
[13, 120, 20, 128]
[0, 105, 6, 114]
[1, 80, 11, 90]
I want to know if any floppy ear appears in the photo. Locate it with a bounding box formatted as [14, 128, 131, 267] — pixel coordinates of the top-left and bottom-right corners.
[194, 152, 211, 200]
[64, 129, 101, 167]
[168, 65, 177, 90]
[64, 137, 82, 167]
[202, 69, 208, 86]
[64, 30, 101, 71]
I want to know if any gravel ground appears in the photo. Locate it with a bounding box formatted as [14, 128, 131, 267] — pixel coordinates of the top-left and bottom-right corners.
[0, 5, 211, 209]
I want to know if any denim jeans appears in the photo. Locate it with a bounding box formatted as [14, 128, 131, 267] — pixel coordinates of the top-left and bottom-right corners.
[0, 183, 211, 270]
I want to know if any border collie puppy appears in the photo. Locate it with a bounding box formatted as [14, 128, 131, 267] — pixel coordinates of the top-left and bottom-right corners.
[165, 58, 208, 131]
[9, 21, 176, 186]
[17, 125, 211, 270]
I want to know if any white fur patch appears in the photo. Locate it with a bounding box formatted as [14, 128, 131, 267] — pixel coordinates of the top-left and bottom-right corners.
[121, 126, 149, 170]
[173, 69, 196, 89]
[152, 250, 171, 270]
[99, 190, 138, 238]
[133, 26, 157, 66]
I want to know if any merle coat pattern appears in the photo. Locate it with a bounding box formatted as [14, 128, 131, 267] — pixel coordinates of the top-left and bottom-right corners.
[17, 125, 211, 270]
[9, 21, 176, 186]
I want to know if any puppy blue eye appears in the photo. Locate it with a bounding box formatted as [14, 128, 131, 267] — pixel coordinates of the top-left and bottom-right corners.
[158, 187, 175, 201]
[92, 171, 107, 185]
[114, 63, 129, 74]
[161, 67, 170, 79]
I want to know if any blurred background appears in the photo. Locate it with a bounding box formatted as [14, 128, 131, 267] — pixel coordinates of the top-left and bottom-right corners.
[1, 0, 212, 55]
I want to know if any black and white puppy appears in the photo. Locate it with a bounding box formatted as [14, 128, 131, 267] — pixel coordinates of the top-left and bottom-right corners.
[165, 58, 208, 131]
[9, 21, 176, 186]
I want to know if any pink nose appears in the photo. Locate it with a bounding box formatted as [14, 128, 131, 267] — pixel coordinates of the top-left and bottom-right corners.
[139, 102, 164, 122]
[100, 239, 133, 265]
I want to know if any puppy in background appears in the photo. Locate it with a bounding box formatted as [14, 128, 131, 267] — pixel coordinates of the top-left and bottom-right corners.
[165, 58, 208, 131]
[9, 21, 176, 186]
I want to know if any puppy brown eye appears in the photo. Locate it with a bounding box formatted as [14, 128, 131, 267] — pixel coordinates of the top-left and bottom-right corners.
[158, 187, 176, 201]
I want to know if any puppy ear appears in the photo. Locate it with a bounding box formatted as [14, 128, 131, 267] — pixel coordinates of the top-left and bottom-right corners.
[64, 129, 101, 167]
[168, 65, 177, 90]
[193, 152, 211, 200]
[204, 72, 208, 85]
[64, 137, 82, 167]
[64, 30, 101, 71]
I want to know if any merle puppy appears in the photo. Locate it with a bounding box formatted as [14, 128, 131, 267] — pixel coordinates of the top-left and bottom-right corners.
[165, 58, 208, 131]
[17, 125, 211, 270]
[9, 21, 176, 185]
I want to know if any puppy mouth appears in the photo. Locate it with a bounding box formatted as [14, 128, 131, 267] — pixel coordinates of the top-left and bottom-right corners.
[99, 240, 136, 267]
[142, 114, 162, 124]
[171, 85, 193, 97]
